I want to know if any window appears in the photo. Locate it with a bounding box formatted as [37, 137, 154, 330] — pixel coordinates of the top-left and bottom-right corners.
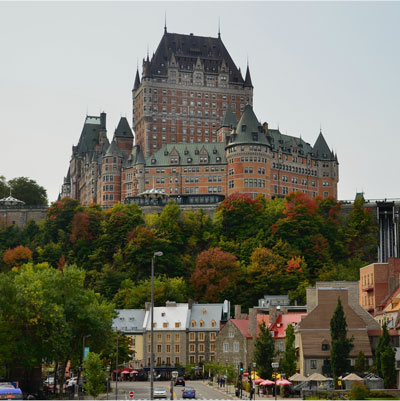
[210, 332, 216, 341]
[166, 344, 171, 353]
[175, 334, 180, 342]
[175, 322, 181, 328]
[175, 357, 180, 364]
[233, 342, 239, 352]
[157, 344, 162, 353]
[198, 343, 204, 353]
[157, 334, 162, 342]
[189, 344, 195, 353]
[199, 320, 204, 328]
[310, 360, 317, 369]
[175, 344, 180, 353]
[229, 331, 234, 338]
[198, 332, 205, 341]
[211, 320, 216, 328]
[322, 343, 330, 351]
[166, 357, 171, 365]
[223, 343, 229, 353]
[210, 344, 215, 352]
[166, 334, 171, 342]
[191, 320, 196, 328]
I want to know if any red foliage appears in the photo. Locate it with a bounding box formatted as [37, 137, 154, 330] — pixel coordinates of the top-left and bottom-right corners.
[285, 256, 303, 273]
[3, 245, 33, 267]
[218, 192, 264, 213]
[284, 191, 317, 217]
[70, 212, 91, 243]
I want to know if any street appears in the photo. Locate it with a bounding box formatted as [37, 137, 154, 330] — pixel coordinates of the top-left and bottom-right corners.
[108, 380, 236, 400]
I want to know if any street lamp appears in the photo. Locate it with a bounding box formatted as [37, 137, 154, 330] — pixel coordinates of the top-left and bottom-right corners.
[76, 334, 91, 399]
[271, 362, 279, 401]
[115, 332, 122, 401]
[150, 251, 163, 400]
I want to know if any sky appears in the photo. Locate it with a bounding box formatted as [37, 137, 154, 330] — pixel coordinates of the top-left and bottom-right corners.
[1, 1, 399, 203]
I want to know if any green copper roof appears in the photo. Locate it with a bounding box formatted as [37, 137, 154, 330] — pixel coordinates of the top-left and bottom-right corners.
[105, 139, 122, 158]
[221, 107, 237, 129]
[114, 117, 133, 138]
[313, 131, 335, 160]
[145, 143, 226, 166]
[228, 104, 269, 146]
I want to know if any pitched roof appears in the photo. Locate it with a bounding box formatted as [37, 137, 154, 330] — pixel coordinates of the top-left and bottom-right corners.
[228, 104, 269, 145]
[221, 107, 237, 129]
[244, 65, 253, 88]
[114, 117, 133, 138]
[313, 131, 335, 160]
[112, 309, 146, 333]
[270, 312, 306, 339]
[146, 142, 226, 166]
[231, 315, 271, 339]
[189, 303, 224, 331]
[148, 32, 244, 84]
[133, 69, 141, 91]
[73, 115, 104, 157]
[105, 139, 122, 158]
[143, 303, 190, 331]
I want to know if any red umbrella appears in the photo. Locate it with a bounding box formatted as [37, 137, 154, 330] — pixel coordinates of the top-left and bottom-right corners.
[130, 370, 139, 374]
[254, 378, 265, 384]
[260, 380, 275, 386]
[122, 368, 131, 374]
[113, 369, 121, 373]
[276, 379, 292, 386]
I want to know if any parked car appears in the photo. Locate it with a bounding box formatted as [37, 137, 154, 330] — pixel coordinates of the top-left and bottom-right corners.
[182, 387, 196, 399]
[42, 376, 54, 391]
[153, 387, 167, 399]
[175, 377, 185, 386]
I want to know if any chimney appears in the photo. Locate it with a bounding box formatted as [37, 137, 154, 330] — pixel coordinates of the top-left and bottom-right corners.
[269, 306, 278, 326]
[100, 112, 106, 129]
[249, 308, 257, 340]
[145, 302, 151, 311]
[188, 299, 196, 309]
[165, 301, 177, 307]
[234, 305, 242, 319]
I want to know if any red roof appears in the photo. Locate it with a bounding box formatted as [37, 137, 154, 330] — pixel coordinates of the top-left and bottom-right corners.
[231, 315, 270, 339]
[270, 313, 306, 339]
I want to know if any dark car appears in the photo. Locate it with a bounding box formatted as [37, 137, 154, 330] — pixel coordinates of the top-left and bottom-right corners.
[175, 377, 185, 386]
[182, 387, 196, 399]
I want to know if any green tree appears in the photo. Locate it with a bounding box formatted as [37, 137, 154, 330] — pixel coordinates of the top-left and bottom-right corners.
[381, 345, 396, 388]
[8, 177, 48, 206]
[82, 352, 106, 399]
[354, 351, 367, 375]
[330, 297, 354, 386]
[254, 321, 275, 379]
[375, 322, 390, 377]
[281, 324, 297, 378]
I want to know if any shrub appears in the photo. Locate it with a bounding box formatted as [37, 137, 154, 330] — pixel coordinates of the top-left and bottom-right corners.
[349, 382, 370, 400]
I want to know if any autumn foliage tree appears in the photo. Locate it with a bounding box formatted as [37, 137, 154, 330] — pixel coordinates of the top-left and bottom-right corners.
[3, 245, 33, 268]
[190, 248, 241, 302]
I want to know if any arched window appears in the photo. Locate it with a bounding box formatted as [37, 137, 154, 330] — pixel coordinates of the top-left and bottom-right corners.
[199, 320, 204, 328]
[211, 320, 216, 328]
[191, 320, 196, 328]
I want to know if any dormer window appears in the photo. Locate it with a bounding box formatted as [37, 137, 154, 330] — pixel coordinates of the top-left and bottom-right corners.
[191, 320, 196, 328]
[184, 150, 189, 155]
[195, 149, 199, 155]
[164, 151, 169, 156]
[211, 320, 216, 328]
[241, 125, 246, 132]
[163, 322, 168, 328]
[151, 159, 156, 164]
[213, 149, 217, 154]
[216, 157, 221, 162]
[253, 134, 258, 141]
[175, 322, 181, 328]
[187, 158, 192, 163]
[199, 320, 204, 327]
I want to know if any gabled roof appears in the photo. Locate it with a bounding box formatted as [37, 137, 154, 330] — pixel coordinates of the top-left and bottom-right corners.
[269, 312, 306, 339]
[105, 139, 122, 158]
[147, 32, 244, 84]
[189, 303, 224, 331]
[267, 129, 314, 156]
[112, 309, 146, 333]
[231, 315, 271, 339]
[146, 142, 226, 166]
[221, 107, 237, 129]
[313, 131, 335, 160]
[228, 104, 269, 146]
[143, 303, 190, 331]
[114, 117, 133, 138]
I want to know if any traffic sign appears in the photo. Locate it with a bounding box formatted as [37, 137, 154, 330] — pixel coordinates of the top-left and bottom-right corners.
[129, 391, 134, 398]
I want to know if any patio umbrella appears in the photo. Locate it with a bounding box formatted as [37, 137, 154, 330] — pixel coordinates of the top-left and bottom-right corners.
[122, 368, 131, 374]
[307, 373, 329, 382]
[130, 370, 139, 374]
[342, 373, 363, 381]
[254, 378, 265, 384]
[260, 380, 275, 386]
[276, 379, 292, 386]
[289, 373, 307, 382]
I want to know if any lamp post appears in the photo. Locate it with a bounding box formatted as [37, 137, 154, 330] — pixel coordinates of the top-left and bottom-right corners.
[77, 334, 91, 399]
[150, 251, 163, 400]
[115, 332, 122, 401]
[271, 362, 279, 401]
[252, 362, 256, 401]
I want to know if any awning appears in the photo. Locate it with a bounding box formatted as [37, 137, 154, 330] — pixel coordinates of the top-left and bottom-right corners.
[276, 379, 292, 386]
[122, 369, 131, 374]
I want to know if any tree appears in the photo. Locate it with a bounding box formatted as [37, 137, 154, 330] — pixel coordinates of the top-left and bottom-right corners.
[281, 324, 297, 378]
[3, 245, 33, 268]
[8, 177, 48, 206]
[254, 321, 275, 379]
[190, 248, 241, 302]
[376, 322, 396, 388]
[82, 352, 106, 399]
[330, 297, 354, 386]
[375, 322, 390, 377]
[354, 351, 367, 375]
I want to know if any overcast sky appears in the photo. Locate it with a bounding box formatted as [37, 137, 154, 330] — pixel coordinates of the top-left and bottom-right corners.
[1, 1, 399, 203]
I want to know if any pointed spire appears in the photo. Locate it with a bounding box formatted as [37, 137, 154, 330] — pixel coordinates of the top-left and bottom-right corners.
[164, 12, 167, 34]
[218, 17, 221, 38]
[244, 63, 253, 88]
[133, 68, 141, 91]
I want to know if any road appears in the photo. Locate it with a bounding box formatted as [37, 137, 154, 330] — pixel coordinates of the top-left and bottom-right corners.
[108, 380, 236, 400]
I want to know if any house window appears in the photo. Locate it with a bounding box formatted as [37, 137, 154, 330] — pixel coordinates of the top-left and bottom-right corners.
[198, 344, 204, 353]
[233, 342, 239, 352]
[310, 360, 317, 369]
[157, 344, 162, 353]
[210, 344, 215, 352]
[229, 331, 234, 338]
[166, 344, 171, 353]
[223, 343, 229, 353]
[175, 357, 180, 364]
[175, 334, 180, 342]
[199, 320, 204, 328]
[189, 333, 195, 341]
[166, 334, 171, 342]
[157, 334, 162, 342]
[189, 344, 195, 353]
[198, 332, 205, 341]
[175, 322, 181, 328]
[211, 320, 216, 328]
[175, 344, 180, 353]
[190, 355, 195, 363]
[163, 322, 168, 328]
[322, 344, 330, 351]
[210, 332, 216, 341]
[191, 320, 196, 328]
